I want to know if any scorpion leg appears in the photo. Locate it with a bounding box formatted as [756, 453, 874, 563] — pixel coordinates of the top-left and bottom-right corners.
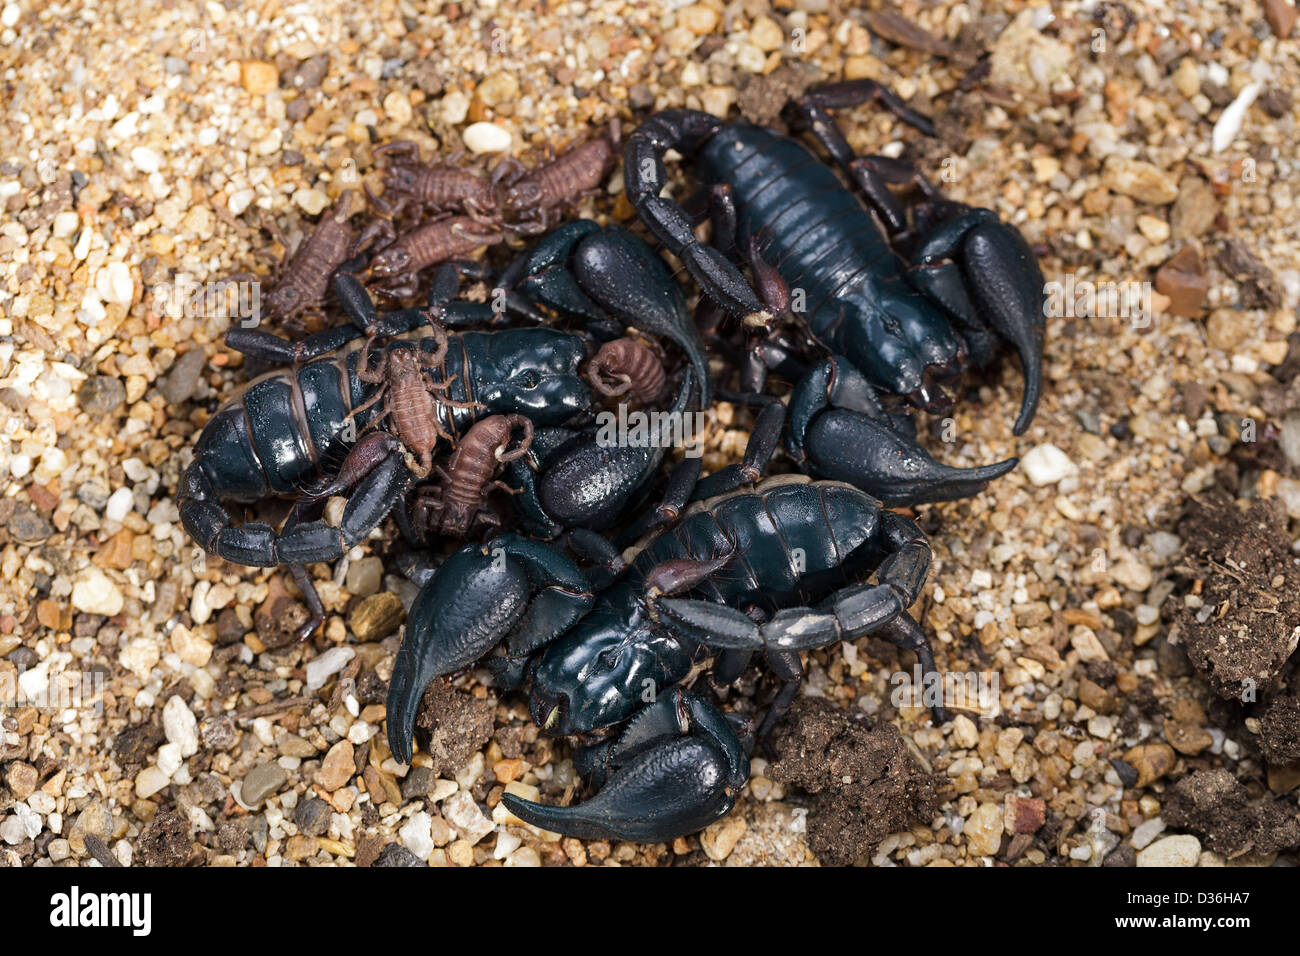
[385, 535, 593, 763]
[566, 527, 626, 591]
[690, 400, 784, 500]
[624, 111, 777, 329]
[502, 688, 749, 843]
[613, 456, 703, 548]
[787, 356, 1018, 505]
[225, 324, 363, 365]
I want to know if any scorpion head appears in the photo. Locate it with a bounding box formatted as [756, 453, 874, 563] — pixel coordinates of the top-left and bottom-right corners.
[368, 246, 412, 279]
[529, 583, 689, 736]
[263, 282, 302, 319]
[465, 329, 591, 426]
[501, 180, 543, 214]
[385, 164, 421, 196]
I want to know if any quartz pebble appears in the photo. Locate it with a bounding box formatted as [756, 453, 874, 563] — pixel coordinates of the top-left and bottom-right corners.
[463, 122, 511, 154]
[1137, 834, 1200, 867]
[1021, 444, 1074, 486]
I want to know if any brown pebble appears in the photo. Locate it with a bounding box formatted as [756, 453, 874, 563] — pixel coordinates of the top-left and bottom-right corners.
[1004, 794, 1046, 834]
[1170, 177, 1219, 240]
[5, 761, 38, 800]
[1155, 245, 1209, 318]
[349, 592, 405, 642]
[93, 529, 136, 570]
[241, 60, 279, 96]
[1264, 0, 1298, 38]
[1124, 742, 1177, 787]
[1164, 718, 1213, 756]
[316, 740, 356, 791]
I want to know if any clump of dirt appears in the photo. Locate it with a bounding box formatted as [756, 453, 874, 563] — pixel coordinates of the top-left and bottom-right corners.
[137, 809, 196, 867]
[412, 679, 496, 776]
[254, 575, 310, 650]
[734, 64, 817, 128]
[767, 698, 940, 866]
[1258, 692, 1300, 764]
[1162, 769, 1300, 857]
[1167, 490, 1300, 701]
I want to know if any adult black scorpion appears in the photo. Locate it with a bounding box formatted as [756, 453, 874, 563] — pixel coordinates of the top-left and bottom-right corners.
[179, 225, 707, 639]
[623, 79, 1048, 506]
[387, 402, 951, 843]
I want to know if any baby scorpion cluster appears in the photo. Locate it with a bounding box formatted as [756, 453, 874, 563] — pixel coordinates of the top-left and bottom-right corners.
[185, 77, 1048, 848]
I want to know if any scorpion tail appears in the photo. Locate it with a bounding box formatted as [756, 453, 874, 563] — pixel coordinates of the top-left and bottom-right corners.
[503, 691, 749, 843]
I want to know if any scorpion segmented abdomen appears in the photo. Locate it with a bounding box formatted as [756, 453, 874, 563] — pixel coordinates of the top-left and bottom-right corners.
[439, 414, 534, 536]
[586, 338, 666, 404]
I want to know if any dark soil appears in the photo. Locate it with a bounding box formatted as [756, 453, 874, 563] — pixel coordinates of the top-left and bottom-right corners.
[1258, 692, 1300, 764]
[1163, 769, 1300, 857]
[137, 808, 195, 866]
[1168, 490, 1300, 701]
[767, 697, 941, 866]
[412, 678, 496, 777]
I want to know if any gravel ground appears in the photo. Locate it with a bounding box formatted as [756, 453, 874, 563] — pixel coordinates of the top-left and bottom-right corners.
[2, 0, 1299, 867]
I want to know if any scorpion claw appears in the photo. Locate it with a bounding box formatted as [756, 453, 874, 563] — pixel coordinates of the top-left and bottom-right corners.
[386, 535, 592, 763]
[502, 690, 749, 843]
[385, 542, 535, 764]
[908, 209, 1046, 436]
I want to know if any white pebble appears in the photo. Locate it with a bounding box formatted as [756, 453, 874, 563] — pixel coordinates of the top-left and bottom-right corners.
[157, 742, 184, 777]
[399, 811, 435, 860]
[1137, 834, 1200, 867]
[122, 457, 151, 482]
[305, 646, 355, 691]
[104, 486, 134, 520]
[1021, 443, 1075, 486]
[442, 791, 494, 844]
[134, 766, 170, 799]
[1212, 82, 1262, 153]
[441, 90, 470, 124]
[26, 791, 55, 816]
[1132, 816, 1166, 849]
[293, 187, 329, 215]
[52, 210, 79, 239]
[95, 262, 135, 307]
[71, 567, 124, 616]
[463, 121, 512, 154]
[494, 830, 522, 859]
[130, 146, 162, 174]
[227, 189, 255, 216]
[163, 695, 200, 757]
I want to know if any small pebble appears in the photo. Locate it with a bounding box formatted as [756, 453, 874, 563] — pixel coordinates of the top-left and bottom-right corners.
[241, 763, 289, 808]
[1137, 834, 1201, 867]
[1021, 444, 1075, 486]
[462, 121, 511, 154]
